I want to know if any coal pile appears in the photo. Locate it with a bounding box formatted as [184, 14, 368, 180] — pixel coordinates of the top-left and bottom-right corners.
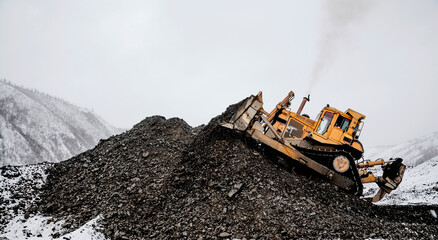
[39, 116, 193, 237]
[38, 101, 438, 239]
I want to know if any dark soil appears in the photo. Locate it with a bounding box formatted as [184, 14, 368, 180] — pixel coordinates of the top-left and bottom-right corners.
[36, 100, 438, 239]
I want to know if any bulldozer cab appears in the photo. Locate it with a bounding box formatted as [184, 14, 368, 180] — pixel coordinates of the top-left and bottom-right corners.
[268, 104, 365, 154]
[312, 107, 365, 147]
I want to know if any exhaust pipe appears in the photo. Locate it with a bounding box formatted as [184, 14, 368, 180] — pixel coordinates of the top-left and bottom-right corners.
[296, 94, 310, 115]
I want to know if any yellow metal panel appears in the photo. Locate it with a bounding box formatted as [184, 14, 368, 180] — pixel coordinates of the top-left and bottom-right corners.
[361, 174, 377, 183]
[351, 140, 363, 152]
[346, 108, 366, 120]
[329, 127, 344, 142]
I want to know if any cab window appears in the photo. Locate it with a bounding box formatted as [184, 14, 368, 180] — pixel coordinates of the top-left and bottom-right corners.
[316, 112, 334, 135]
[353, 121, 364, 139]
[335, 115, 351, 132]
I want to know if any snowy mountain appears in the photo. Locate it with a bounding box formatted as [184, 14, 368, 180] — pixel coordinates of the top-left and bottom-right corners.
[0, 80, 122, 166]
[365, 131, 438, 167]
[364, 131, 438, 205]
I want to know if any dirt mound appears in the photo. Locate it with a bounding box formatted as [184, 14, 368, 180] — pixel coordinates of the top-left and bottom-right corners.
[39, 116, 193, 236]
[38, 101, 438, 239]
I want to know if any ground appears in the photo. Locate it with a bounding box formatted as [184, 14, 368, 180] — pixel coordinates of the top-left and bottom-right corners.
[1, 100, 438, 239]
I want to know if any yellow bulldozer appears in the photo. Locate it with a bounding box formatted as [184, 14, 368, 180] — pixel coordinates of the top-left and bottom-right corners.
[221, 91, 405, 202]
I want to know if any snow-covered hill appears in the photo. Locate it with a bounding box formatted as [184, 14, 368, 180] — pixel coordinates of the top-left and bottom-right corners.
[364, 131, 438, 205]
[0, 80, 122, 166]
[365, 131, 438, 167]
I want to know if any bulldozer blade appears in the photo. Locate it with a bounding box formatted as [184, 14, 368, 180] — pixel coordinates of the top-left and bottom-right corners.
[366, 188, 387, 203]
[379, 159, 406, 192]
[365, 158, 406, 202]
[221, 92, 263, 131]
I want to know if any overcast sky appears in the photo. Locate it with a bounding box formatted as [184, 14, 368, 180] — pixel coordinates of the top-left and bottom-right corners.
[1, 0, 437, 148]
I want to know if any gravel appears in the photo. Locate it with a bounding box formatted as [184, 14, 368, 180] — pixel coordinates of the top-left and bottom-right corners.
[29, 100, 438, 239]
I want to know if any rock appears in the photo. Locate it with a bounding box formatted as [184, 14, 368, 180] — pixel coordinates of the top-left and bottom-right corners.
[1, 166, 20, 178]
[219, 232, 231, 238]
[227, 183, 243, 198]
[131, 177, 140, 182]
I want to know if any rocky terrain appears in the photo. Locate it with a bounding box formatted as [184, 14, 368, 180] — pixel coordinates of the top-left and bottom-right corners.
[1, 99, 438, 239]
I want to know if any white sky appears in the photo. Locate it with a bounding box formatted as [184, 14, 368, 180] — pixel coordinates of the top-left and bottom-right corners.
[0, 0, 437, 148]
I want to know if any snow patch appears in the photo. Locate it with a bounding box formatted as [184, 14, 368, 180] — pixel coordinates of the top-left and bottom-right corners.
[0, 215, 106, 240]
[0, 164, 106, 240]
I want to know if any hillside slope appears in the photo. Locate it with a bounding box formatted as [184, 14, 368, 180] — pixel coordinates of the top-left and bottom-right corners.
[0, 80, 121, 166]
[379, 156, 438, 205]
[364, 132, 438, 205]
[365, 131, 438, 167]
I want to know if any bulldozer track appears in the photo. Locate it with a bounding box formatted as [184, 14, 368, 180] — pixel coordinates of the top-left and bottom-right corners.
[293, 145, 363, 195]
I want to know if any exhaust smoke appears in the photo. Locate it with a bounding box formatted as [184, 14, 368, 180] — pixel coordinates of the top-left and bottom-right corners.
[307, 0, 373, 94]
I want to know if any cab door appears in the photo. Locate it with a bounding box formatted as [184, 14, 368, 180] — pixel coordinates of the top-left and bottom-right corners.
[330, 115, 351, 143]
[315, 111, 335, 139]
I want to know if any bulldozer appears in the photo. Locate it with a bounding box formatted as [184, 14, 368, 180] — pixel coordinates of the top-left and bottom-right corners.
[221, 91, 405, 202]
